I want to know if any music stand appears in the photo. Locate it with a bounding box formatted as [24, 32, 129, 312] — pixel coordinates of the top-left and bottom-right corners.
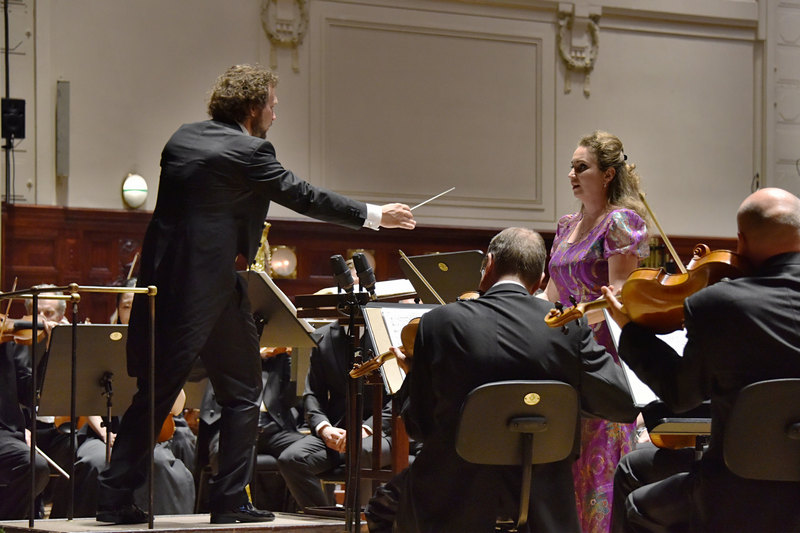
[399, 250, 484, 304]
[38, 324, 135, 496]
[239, 270, 319, 348]
[38, 324, 134, 417]
[361, 302, 437, 394]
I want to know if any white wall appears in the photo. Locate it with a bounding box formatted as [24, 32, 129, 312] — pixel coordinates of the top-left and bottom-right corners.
[1, 0, 783, 238]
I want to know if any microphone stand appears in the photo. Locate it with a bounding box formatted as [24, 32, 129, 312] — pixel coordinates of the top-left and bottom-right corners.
[338, 285, 363, 533]
[100, 372, 114, 464]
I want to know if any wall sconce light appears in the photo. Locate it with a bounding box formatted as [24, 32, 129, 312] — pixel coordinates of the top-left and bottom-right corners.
[270, 245, 298, 278]
[121, 173, 148, 209]
[347, 248, 376, 274]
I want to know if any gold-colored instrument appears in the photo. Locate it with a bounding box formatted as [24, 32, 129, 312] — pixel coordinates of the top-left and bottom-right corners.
[250, 221, 272, 274]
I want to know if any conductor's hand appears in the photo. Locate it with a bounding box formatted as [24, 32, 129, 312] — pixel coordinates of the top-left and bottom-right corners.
[600, 285, 631, 329]
[380, 203, 416, 230]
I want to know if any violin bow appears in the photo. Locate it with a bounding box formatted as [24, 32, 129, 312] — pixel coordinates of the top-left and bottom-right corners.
[0, 278, 18, 332]
[639, 192, 687, 274]
[398, 250, 446, 305]
[127, 252, 140, 280]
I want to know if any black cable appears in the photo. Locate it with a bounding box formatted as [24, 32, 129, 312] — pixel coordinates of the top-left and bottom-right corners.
[4, 0, 12, 203]
[9, 133, 14, 200]
[4, 0, 9, 99]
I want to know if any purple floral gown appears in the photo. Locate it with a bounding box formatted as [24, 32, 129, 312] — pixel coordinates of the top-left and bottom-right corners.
[548, 208, 649, 533]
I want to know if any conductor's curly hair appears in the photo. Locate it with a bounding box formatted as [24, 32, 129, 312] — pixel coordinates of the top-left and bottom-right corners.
[207, 64, 279, 124]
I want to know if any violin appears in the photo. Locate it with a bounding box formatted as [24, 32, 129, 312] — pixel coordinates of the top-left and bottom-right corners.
[350, 318, 420, 378]
[457, 291, 481, 301]
[545, 244, 753, 333]
[53, 415, 89, 434]
[260, 346, 291, 358]
[0, 314, 47, 345]
[158, 415, 176, 443]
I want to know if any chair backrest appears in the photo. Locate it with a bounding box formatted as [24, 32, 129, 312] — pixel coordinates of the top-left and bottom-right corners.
[455, 380, 578, 465]
[724, 378, 800, 482]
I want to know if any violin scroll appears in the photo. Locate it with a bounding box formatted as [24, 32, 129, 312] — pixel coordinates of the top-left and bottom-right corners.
[544, 297, 610, 329]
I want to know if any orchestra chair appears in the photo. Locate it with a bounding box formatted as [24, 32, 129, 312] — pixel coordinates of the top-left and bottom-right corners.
[455, 380, 578, 532]
[724, 378, 800, 482]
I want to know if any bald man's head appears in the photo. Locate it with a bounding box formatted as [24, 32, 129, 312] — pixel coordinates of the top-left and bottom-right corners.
[737, 188, 800, 267]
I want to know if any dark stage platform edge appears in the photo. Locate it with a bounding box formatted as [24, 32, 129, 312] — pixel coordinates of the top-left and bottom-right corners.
[0, 513, 365, 533]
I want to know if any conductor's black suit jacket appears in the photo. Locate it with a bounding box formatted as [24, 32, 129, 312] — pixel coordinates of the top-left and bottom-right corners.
[397, 283, 637, 533]
[618, 252, 800, 531]
[127, 120, 367, 379]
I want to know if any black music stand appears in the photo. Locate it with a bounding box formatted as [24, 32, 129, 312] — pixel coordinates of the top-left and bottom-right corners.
[37, 324, 134, 518]
[361, 302, 436, 395]
[239, 270, 320, 348]
[399, 250, 484, 304]
[38, 324, 134, 452]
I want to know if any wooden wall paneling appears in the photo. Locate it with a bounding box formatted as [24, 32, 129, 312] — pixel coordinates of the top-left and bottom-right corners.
[2, 204, 150, 322]
[2, 204, 738, 322]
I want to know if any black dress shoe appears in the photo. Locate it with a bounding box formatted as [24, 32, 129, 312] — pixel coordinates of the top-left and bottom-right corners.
[210, 502, 275, 523]
[96, 503, 149, 524]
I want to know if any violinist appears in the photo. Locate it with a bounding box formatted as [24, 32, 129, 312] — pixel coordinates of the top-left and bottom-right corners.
[605, 188, 800, 533]
[0, 333, 51, 519]
[15, 287, 76, 516]
[50, 280, 196, 518]
[539, 131, 650, 533]
[276, 320, 393, 510]
[366, 227, 637, 533]
[114, 280, 197, 479]
[198, 345, 305, 512]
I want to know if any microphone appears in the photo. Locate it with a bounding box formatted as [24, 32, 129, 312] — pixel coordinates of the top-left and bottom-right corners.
[353, 252, 377, 300]
[330, 254, 355, 294]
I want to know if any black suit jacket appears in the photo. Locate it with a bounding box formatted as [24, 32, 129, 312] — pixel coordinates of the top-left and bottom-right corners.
[127, 120, 368, 378]
[397, 283, 637, 533]
[303, 322, 390, 436]
[0, 343, 31, 438]
[619, 252, 800, 530]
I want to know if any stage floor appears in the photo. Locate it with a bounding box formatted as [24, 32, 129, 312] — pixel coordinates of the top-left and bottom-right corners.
[0, 513, 363, 533]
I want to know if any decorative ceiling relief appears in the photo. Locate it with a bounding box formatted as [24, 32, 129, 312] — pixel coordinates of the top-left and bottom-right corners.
[556, 3, 601, 97]
[261, 0, 309, 72]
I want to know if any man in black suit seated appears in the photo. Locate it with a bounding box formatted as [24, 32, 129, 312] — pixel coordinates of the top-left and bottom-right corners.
[0, 342, 50, 519]
[96, 64, 415, 525]
[604, 187, 800, 532]
[198, 346, 304, 511]
[277, 322, 392, 510]
[368, 227, 637, 532]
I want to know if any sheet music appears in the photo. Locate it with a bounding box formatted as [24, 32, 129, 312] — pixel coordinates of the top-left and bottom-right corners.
[362, 304, 435, 395]
[381, 306, 430, 347]
[241, 270, 318, 347]
[259, 272, 315, 334]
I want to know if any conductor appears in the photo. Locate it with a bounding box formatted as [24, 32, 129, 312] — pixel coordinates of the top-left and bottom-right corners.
[96, 64, 415, 525]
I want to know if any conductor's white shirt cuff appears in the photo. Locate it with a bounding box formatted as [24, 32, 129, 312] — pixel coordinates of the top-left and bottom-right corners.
[363, 203, 382, 230]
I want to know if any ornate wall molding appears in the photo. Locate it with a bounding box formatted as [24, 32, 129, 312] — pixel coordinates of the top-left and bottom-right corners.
[556, 3, 600, 96]
[261, 0, 309, 72]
